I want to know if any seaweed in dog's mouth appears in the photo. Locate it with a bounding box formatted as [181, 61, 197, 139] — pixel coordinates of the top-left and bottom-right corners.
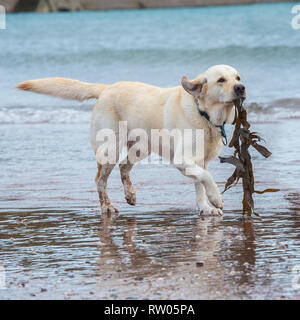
[219, 98, 280, 216]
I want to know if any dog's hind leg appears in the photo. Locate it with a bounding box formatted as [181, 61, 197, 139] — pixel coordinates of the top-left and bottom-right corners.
[119, 161, 136, 206]
[95, 162, 119, 213]
[93, 117, 125, 213]
[95, 138, 121, 214]
[119, 141, 150, 206]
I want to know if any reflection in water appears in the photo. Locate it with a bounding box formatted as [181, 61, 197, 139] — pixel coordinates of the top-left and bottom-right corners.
[242, 219, 256, 267]
[97, 213, 152, 274]
[0, 205, 299, 299]
[97, 211, 225, 277]
[95, 210, 267, 298]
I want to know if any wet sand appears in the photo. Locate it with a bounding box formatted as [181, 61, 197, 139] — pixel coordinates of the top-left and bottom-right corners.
[0, 118, 300, 299]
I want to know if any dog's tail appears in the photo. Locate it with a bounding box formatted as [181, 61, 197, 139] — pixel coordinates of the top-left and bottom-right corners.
[16, 78, 107, 101]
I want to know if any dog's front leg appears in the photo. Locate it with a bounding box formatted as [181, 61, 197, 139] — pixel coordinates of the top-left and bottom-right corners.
[194, 182, 223, 216]
[175, 159, 223, 212]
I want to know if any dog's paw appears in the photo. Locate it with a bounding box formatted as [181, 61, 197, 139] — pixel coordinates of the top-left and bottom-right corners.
[124, 187, 136, 206]
[125, 191, 136, 206]
[199, 204, 223, 216]
[101, 204, 119, 214]
[205, 184, 223, 209]
[209, 193, 223, 209]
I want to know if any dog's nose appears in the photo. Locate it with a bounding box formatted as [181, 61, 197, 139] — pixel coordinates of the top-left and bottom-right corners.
[234, 84, 245, 97]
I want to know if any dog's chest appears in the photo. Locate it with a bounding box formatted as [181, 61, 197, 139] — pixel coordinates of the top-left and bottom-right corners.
[203, 129, 223, 163]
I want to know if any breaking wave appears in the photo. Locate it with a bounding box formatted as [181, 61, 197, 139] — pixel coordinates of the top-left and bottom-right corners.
[2, 98, 300, 124]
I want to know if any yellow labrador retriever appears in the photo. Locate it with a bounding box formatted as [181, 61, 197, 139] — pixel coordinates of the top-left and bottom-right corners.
[17, 64, 246, 216]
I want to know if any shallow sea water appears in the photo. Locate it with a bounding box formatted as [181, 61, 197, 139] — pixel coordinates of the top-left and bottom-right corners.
[0, 121, 299, 299]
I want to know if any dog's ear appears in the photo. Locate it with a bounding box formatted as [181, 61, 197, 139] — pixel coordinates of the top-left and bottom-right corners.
[181, 76, 206, 97]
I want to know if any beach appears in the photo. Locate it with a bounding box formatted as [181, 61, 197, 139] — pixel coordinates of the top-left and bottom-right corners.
[0, 3, 300, 299]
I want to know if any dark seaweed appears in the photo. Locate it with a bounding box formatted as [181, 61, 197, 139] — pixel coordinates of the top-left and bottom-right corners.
[219, 98, 279, 216]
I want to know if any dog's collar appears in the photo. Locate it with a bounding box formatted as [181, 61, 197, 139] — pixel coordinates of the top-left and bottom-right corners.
[194, 97, 227, 146]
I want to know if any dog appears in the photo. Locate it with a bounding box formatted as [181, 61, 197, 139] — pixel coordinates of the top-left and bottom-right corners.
[16, 64, 246, 216]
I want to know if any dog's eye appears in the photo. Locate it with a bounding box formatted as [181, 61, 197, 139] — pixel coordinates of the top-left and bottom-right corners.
[236, 76, 241, 81]
[217, 77, 226, 83]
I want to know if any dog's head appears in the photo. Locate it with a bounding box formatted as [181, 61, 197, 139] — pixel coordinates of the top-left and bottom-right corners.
[181, 65, 246, 126]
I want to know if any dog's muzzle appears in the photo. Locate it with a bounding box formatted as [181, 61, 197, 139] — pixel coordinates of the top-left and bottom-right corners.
[234, 84, 246, 98]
